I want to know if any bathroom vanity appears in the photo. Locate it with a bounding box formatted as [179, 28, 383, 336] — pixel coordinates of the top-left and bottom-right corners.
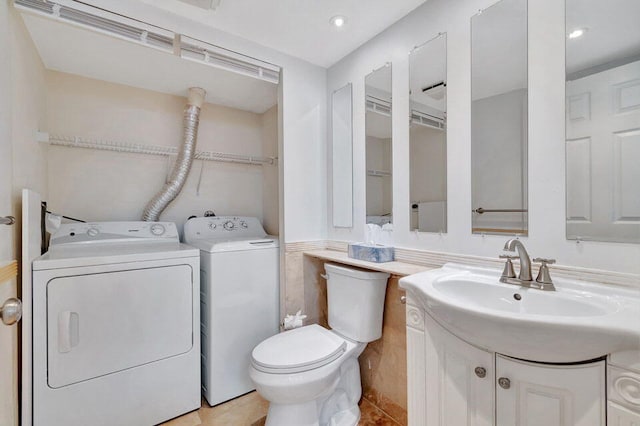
[401, 264, 640, 426]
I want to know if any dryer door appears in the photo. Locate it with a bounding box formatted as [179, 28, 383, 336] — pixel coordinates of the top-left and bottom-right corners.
[46, 265, 193, 388]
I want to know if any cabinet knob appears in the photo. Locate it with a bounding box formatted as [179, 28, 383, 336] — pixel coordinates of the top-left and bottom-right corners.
[400, 295, 407, 304]
[474, 367, 487, 378]
[498, 377, 511, 389]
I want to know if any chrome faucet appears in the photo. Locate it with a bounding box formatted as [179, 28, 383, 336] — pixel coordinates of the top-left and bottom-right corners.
[499, 239, 556, 291]
[503, 239, 532, 281]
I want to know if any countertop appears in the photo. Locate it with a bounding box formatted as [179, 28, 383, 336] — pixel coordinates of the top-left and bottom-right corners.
[303, 249, 432, 277]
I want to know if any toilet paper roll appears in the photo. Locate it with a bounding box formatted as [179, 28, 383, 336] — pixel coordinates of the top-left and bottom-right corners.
[283, 310, 307, 330]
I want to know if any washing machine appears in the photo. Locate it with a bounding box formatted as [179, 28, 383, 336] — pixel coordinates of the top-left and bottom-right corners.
[184, 216, 279, 406]
[31, 221, 200, 426]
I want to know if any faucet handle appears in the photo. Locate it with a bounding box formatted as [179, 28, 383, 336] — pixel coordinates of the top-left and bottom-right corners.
[499, 254, 519, 259]
[533, 258, 555, 286]
[533, 258, 556, 265]
[499, 255, 517, 279]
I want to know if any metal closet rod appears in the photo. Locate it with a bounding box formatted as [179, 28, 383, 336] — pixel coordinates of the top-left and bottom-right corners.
[472, 208, 528, 214]
[38, 133, 276, 166]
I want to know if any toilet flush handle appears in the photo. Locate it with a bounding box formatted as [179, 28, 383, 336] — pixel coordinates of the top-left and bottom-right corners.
[320, 273, 328, 280]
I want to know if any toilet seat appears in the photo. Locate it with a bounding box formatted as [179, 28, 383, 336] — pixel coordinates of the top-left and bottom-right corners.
[251, 324, 347, 374]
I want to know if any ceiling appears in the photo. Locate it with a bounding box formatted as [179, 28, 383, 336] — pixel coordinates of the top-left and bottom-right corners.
[21, 13, 278, 113]
[471, 0, 528, 101]
[410, 34, 447, 113]
[566, 0, 640, 77]
[138, 0, 428, 67]
[469, 0, 640, 100]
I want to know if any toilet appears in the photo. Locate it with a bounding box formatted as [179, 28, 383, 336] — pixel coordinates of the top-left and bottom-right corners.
[250, 263, 389, 426]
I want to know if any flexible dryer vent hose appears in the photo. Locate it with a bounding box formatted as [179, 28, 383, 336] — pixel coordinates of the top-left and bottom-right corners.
[142, 87, 206, 221]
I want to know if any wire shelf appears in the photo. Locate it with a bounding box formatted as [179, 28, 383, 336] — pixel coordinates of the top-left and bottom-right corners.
[39, 132, 276, 166]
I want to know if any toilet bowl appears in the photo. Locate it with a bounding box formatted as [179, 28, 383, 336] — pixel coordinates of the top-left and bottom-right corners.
[250, 264, 389, 426]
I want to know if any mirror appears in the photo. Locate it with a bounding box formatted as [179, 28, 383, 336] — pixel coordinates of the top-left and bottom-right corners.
[332, 83, 354, 228]
[471, 0, 528, 235]
[365, 64, 393, 226]
[409, 34, 448, 233]
[565, 0, 640, 243]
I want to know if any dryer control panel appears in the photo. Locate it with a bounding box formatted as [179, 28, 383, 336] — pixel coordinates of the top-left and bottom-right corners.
[50, 221, 180, 246]
[184, 216, 266, 241]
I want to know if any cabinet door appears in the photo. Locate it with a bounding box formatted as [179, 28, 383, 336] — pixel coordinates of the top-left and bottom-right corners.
[424, 313, 494, 426]
[496, 355, 606, 426]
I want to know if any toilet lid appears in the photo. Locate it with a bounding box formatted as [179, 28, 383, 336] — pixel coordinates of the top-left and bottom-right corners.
[251, 324, 347, 374]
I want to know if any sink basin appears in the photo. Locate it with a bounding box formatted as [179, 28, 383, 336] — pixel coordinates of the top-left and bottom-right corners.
[400, 263, 640, 363]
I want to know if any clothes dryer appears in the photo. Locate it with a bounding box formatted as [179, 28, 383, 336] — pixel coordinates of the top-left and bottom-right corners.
[31, 222, 200, 426]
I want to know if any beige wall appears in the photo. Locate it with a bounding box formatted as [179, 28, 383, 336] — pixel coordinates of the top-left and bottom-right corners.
[45, 71, 278, 233]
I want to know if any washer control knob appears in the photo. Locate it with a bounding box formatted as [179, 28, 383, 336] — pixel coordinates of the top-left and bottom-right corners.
[240, 221, 248, 229]
[224, 221, 235, 230]
[209, 223, 217, 230]
[86, 227, 100, 237]
[150, 224, 166, 236]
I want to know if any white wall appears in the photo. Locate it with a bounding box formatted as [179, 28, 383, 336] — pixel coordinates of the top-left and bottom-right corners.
[0, 3, 15, 262]
[7, 6, 48, 258]
[45, 71, 274, 233]
[327, 0, 640, 274]
[261, 106, 279, 236]
[68, 0, 328, 244]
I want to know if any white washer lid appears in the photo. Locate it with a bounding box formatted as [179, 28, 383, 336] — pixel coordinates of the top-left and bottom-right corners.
[251, 324, 346, 374]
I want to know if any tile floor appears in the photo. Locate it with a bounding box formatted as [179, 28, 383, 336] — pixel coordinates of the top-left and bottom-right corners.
[161, 392, 401, 426]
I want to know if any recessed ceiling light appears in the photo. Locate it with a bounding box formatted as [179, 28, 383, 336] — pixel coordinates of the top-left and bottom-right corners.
[330, 15, 346, 28]
[568, 28, 587, 39]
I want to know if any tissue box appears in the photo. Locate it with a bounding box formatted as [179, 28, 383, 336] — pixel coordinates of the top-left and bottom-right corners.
[348, 243, 395, 263]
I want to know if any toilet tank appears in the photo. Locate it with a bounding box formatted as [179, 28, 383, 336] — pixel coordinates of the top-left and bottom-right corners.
[324, 263, 389, 343]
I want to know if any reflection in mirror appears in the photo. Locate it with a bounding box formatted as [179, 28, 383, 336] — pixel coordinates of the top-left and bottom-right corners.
[409, 34, 447, 233]
[471, 0, 528, 236]
[332, 83, 354, 228]
[565, 0, 640, 243]
[365, 64, 393, 226]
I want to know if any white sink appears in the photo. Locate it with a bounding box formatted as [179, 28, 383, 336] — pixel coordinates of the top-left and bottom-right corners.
[400, 263, 640, 363]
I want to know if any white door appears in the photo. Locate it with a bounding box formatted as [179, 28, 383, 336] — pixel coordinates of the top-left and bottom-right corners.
[566, 59, 640, 242]
[0, 1, 19, 423]
[424, 313, 494, 426]
[496, 354, 606, 425]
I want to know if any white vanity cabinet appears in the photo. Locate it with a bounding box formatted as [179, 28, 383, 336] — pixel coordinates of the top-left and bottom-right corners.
[406, 297, 494, 426]
[406, 297, 609, 426]
[495, 355, 606, 425]
[423, 311, 494, 426]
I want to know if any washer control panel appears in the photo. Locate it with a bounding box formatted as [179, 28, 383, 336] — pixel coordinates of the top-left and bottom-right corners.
[50, 221, 179, 246]
[184, 216, 266, 240]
